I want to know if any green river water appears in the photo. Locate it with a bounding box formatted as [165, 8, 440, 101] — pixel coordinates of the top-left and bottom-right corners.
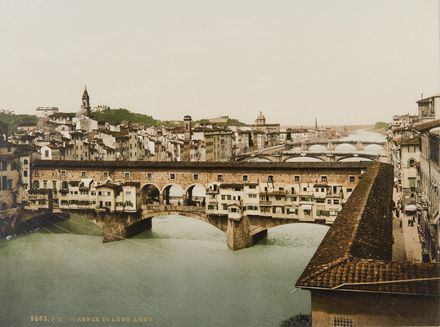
[0, 215, 328, 327]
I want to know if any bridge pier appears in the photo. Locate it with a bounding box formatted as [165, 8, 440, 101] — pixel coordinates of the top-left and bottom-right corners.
[97, 211, 144, 243]
[125, 217, 152, 238]
[226, 216, 267, 250]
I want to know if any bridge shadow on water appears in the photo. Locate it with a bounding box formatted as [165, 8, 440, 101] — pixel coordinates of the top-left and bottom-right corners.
[255, 223, 330, 248]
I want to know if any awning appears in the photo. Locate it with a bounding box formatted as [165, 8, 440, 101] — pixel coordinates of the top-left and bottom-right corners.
[302, 204, 312, 210]
[404, 204, 417, 212]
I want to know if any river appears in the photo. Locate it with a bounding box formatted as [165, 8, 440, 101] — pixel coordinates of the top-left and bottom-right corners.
[0, 130, 385, 327]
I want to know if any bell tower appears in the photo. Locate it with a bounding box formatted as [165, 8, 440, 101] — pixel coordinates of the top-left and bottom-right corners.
[78, 85, 91, 117]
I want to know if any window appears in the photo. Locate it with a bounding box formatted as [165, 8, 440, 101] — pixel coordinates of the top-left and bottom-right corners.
[124, 172, 131, 180]
[170, 173, 176, 180]
[193, 174, 199, 181]
[327, 199, 332, 204]
[52, 181, 57, 190]
[347, 188, 352, 193]
[408, 158, 416, 167]
[103, 171, 109, 178]
[294, 175, 301, 182]
[321, 176, 328, 183]
[349, 175, 356, 183]
[23, 159, 28, 165]
[61, 170, 66, 177]
[268, 175, 274, 183]
[332, 316, 355, 327]
[44, 150, 49, 158]
[334, 199, 340, 205]
[23, 170, 28, 177]
[242, 175, 248, 182]
[81, 171, 86, 178]
[147, 173, 152, 180]
[43, 180, 48, 189]
[217, 174, 223, 182]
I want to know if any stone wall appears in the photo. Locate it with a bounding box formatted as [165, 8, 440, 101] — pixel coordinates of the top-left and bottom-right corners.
[311, 290, 439, 327]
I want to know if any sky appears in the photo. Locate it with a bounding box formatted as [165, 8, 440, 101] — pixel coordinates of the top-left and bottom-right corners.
[0, 0, 439, 126]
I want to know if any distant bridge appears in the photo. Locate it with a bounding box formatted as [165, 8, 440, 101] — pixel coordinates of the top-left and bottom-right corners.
[236, 152, 382, 163]
[286, 139, 387, 151]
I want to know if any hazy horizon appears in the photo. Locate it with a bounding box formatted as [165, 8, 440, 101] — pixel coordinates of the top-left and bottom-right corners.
[0, 0, 439, 125]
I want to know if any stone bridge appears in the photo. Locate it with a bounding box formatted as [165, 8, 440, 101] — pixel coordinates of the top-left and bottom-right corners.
[27, 160, 371, 250]
[286, 139, 387, 151]
[89, 204, 330, 250]
[236, 152, 381, 163]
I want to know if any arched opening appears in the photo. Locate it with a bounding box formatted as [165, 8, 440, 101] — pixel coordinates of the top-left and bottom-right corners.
[163, 184, 184, 205]
[140, 184, 161, 205]
[285, 156, 324, 162]
[364, 144, 385, 155]
[32, 180, 40, 189]
[338, 156, 373, 162]
[246, 157, 272, 162]
[335, 143, 356, 151]
[264, 222, 330, 246]
[185, 184, 206, 207]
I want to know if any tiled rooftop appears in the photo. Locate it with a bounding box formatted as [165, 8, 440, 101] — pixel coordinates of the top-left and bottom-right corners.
[296, 162, 440, 296]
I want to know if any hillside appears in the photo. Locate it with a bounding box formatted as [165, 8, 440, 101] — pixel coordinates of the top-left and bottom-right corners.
[195, 118, 246, 127]
[91, 108, 158, 126]
[0, 112, 38, 133]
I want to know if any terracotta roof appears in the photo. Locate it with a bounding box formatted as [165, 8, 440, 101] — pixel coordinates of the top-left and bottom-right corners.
[296, 162, 440, 296]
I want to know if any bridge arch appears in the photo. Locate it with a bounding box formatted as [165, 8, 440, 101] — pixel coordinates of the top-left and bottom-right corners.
[245, 156, 273, 162]
[185, 183, 206, 206]
[139, 183, 161, 205]
[162, 183, 185, 205]
[364, 144, 385, 151]
[283, 155, 324, 162]
[124, 207, 227, 238]
[337, 155, 374, 162]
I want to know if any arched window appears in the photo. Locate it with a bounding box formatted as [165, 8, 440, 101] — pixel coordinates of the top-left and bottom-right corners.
[23, 159, 28, 165]
[408, 158, 416, 167]
[32, 180, 40, 189]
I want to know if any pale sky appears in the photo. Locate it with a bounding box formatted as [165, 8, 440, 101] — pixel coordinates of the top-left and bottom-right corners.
[0, 0, 439, 125]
